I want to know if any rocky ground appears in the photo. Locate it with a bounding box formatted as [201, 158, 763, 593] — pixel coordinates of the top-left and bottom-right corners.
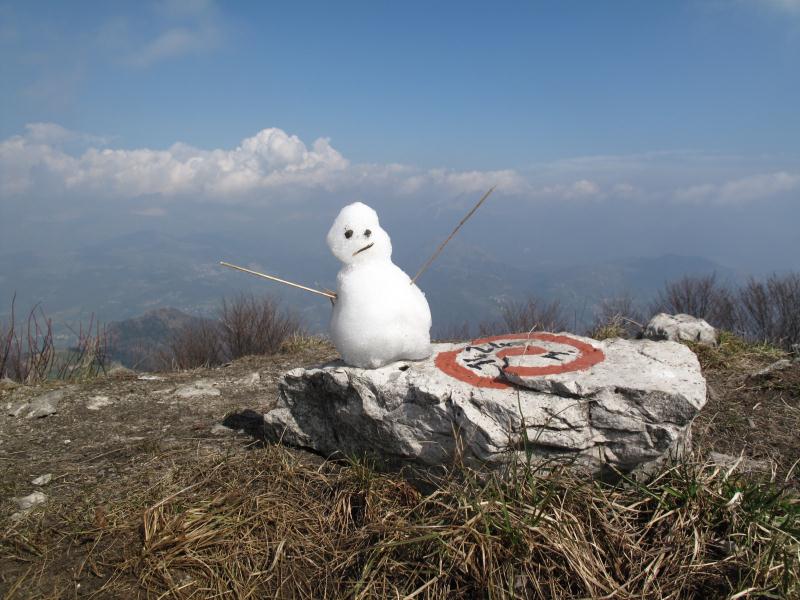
[1, 336, 798, 598]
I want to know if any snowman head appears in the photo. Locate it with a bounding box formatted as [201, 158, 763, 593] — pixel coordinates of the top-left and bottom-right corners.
[327, 202, 392, 265]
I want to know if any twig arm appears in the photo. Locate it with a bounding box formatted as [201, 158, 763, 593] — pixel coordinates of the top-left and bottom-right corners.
[219, 261, 337, 300]
[410, 186, 496, 285]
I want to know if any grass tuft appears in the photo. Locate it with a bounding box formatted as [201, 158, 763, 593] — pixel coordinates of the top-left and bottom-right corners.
[691, 330, 786, 371]
[279, 332, 334, 355]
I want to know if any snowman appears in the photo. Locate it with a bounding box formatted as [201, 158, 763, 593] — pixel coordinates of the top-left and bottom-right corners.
[327, 202, 432, 369]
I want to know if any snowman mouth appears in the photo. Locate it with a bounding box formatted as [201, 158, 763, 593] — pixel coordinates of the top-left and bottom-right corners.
[353, 242, 374, 256]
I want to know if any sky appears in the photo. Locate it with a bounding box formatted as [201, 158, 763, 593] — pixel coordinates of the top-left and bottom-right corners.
[1, 0, 799, 306]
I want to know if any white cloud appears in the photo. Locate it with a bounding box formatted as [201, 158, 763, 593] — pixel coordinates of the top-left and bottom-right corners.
[4, 124, 796, 207]
[128, 25, 219, 67]
[23, 122, 111, 146]
[612, 182, 637, 198]
[132, 207, 168, 217]
[126, 0, 221, 67]
[674, 171, 800, 204]
[750, 0, 800, 14]
[538, 179, 603, 200]
[0, 125, 530, 201]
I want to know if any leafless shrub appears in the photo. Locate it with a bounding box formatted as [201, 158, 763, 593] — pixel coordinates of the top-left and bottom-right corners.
[480, 296, 569, 336]
[0, 295, 108, 383]
[159, 294, 302, 370]
[55, 314, 109, 380]
[164, 320, 226, 370]
[220, 294, 302, 360]
[739, 273, 800, 350]
[589, 293, 645, 339]
[0, 298, 56, 383]
[433, 321, 475, 342]
[651, 273, 738, 330]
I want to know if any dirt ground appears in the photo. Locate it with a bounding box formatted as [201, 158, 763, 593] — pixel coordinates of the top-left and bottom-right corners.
[1, 339, 798, 598]
[1, 345, 337, 597]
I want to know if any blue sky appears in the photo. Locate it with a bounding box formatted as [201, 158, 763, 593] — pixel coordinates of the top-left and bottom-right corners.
[1, 0, 799, 282]
[2, 0, 799, 167]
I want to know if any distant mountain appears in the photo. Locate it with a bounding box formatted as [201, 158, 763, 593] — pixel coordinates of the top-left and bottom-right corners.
[423, 247, 739, 335]
[2, 225, 740, 344]
[107, 307, 208, 371]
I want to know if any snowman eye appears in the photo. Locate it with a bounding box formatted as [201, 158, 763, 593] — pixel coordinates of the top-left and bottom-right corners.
[345, 229, 353, 239]
[364, 229, 372, 237]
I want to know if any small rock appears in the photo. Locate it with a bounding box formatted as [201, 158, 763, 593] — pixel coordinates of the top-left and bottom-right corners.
[7, 402, 29, 418]
[14, 491, 47, 511]
[86, 395, 113, 410]
[643, 313, 717, 346]
[138, 374, 165, 381]
[0, 377, 19, 390]
[63, 439, 71, 444]
[750, 359, 793, 379]
[7, 388, 68, 418]
[235, 372, 261, 387]
[107, 365, 136, 378]
[709, 451, 771, 473]
[174, 379, 221, 398]
[210, 423, 237, 435]
[32, 473, 52, 486]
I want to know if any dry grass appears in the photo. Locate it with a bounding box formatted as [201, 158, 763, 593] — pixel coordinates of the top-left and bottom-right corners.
[279, 332, 333, 355]
[690, 332, 799, 483]
[3, 445, 797, 599]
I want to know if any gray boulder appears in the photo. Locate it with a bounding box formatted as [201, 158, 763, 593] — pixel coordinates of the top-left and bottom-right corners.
[7, 388, 70, 418]
[644, 313, 717, 346]
[263, 333, 706, 477]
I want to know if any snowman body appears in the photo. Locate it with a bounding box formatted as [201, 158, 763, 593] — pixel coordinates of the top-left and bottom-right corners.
[327, 203, 432, 369]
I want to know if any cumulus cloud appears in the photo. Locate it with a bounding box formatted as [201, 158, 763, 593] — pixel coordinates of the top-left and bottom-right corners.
[674, 171, 800, 204]
[4, 124, 796, 207]
[536, 179, 604, 200]
[0, 124, 530, 201]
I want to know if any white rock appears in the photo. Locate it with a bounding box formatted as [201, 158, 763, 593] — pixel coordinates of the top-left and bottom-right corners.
[750, 359, 792, 379]
[174, 379, 221, 398]
[235, 372, 261, 387]
[210, 423, 237, 435]
[32, 473, 53, 485]
[708, 451, 771, 473]
[7, 388, 68, 418]
[15, 491, 47, 511]
[86, 395, 113, 410]
[264, 333, 707, 477]
[643, 313, 717, 346]
[138, 374, 165, 381]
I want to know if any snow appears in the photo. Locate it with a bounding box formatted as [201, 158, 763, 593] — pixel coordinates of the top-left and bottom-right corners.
[327, 202, 432, 368]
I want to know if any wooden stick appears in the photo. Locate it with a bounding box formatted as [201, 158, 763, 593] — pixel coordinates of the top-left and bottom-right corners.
[410, 185, 496, 285]
[219, 261, 337, 299]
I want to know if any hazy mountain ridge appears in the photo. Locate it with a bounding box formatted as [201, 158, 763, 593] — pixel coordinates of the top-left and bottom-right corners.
[2, 227, 738, 345]
[106, 307, 211, 371]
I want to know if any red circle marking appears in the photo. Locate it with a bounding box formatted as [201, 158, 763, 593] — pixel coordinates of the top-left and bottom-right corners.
[434, 332, 605, 389]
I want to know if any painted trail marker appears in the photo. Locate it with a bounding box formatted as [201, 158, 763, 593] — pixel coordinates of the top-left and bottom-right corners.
[435, 333, 606, 389]
[265, 334, 706, 477]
